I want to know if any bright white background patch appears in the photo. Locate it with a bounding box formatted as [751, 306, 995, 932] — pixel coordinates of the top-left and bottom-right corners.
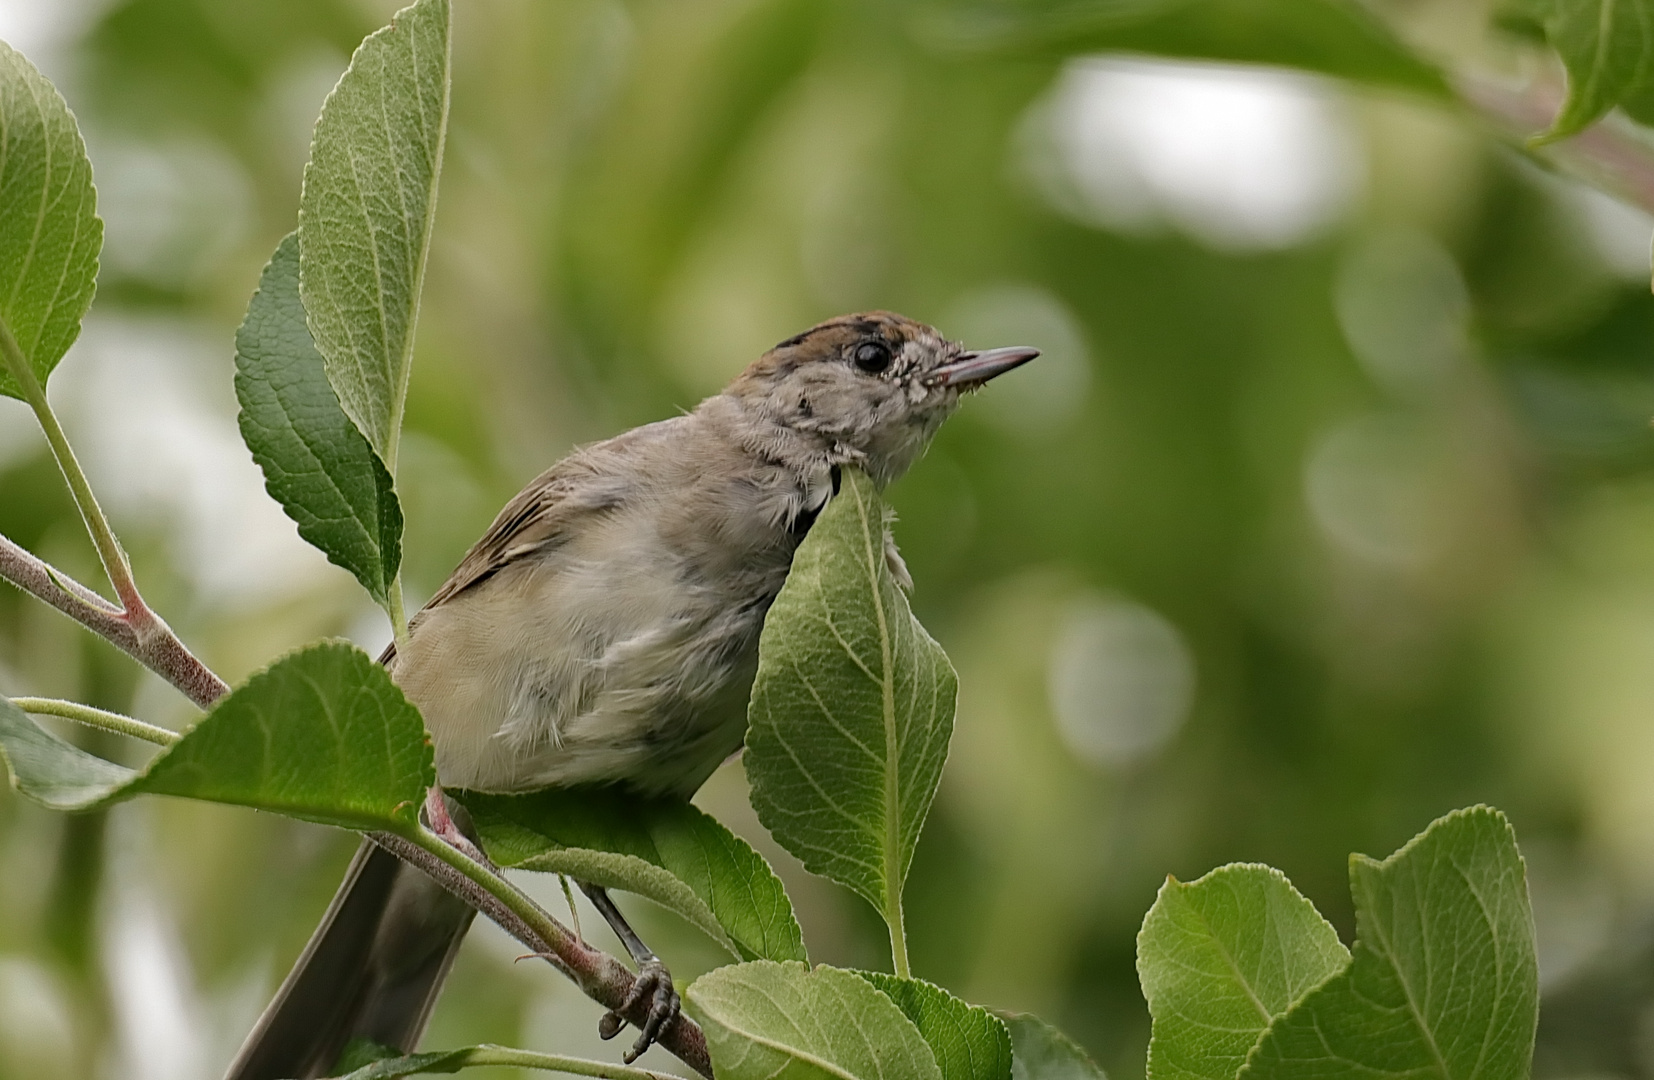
[1021, 57, 1364, 251]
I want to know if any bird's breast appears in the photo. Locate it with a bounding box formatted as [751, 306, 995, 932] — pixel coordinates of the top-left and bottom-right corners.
[395, 490, 802, 799]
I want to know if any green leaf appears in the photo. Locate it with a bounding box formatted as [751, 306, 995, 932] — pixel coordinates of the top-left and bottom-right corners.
[0, 642, 433, 831]
[686, 960, 945, 1080]
[914, 0, 1447, 97]
[1239, 807, 1538, 1080]
[746, 468, 958, 961]
[1531, 0, 1654, 140]
[334, 1048, 464, 1080]
[855, 972, 1012, 1080]
[457, 786, 806, 963]
[334, 1038, 409, 1074]
[235, 232, 403, 606]
[299, 0, 451, 465]
[0, 38, 101, 399]
[1137, 865, 1349, 1080]
[0, 696, 138, 806]
[1000, 1015, 1107, 1080]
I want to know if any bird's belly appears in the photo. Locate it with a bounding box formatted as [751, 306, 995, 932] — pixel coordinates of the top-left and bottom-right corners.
[393, 548, 776, 799]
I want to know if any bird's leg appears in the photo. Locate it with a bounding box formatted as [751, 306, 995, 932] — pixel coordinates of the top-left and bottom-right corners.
[422, 786, 488, 864]
[581, 882, 680, 1063]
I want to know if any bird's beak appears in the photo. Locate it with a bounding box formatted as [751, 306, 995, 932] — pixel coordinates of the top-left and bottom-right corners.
[923, 346, 1040, 389]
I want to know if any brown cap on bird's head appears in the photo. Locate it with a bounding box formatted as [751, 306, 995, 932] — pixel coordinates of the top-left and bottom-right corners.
[727, 310, 1038, 485]
[742, 310, 1037, 389]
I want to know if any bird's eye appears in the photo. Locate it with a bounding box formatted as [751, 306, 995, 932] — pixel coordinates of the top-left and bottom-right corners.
[853, 341, 893, 374]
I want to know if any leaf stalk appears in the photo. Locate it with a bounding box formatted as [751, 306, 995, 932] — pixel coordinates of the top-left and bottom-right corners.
[387, 573, 412, 654]
[10, 696, 180, 746]
[0, 314, 140, 613]
[424, 1044, 688, 1078]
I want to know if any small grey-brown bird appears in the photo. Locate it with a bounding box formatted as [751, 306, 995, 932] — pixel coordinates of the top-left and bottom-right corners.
[224, 311, 1037, 1080]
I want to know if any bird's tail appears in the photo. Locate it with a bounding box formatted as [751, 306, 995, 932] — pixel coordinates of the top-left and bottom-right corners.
[222, 838, 477, 1080]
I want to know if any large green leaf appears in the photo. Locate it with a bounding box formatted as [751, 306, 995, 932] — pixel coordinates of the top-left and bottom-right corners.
[457, 786, 806, 963]
[1239, 807, 1538, 1080]
[299, 0, 451, 466]
[856, 972, 1012, 1080]
[1001, 1015, 1108, 1080]
[1528, 0, 1654, 140]
[1138, 865, 1349, 1080]
[0, 642, 432, 831]
[236, 232, 403, 607]
[915, 0, 1446, 96]
[746, 468, 957, 960]
[686, 960, 944, 1080]
[0, 38, 101, 399]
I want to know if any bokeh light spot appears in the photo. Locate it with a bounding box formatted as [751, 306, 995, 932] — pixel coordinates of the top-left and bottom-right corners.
[1046, 593, 1195, 769]
[1335, 229, 1468, 397]
[940, 283, 1091, 436]
[1305, 412, 1446, 570]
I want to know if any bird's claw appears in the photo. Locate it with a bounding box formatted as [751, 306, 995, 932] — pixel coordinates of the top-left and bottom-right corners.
[600, 959, 679, 1063]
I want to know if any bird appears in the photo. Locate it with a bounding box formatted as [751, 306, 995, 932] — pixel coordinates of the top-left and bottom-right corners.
[223, 310, 1038, 1080]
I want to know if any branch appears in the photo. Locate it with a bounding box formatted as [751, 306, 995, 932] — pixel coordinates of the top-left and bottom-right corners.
[0, 533, 714, 1076]
[1458, 72, 1654, 218]
[335, 1043, 690, 1079]
[375, 830, 714, 1078]
[0, 533, 228, 708]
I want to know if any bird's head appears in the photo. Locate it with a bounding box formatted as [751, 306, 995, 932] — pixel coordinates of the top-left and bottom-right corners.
[727, 311, 1038, 486]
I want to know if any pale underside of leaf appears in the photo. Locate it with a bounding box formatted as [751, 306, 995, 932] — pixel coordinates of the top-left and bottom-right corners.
[460, 787, 806, 963]
[529, 846, 742, 958]
[686, 961, 944, 1080]
[1137, 863, 1348, 1080]
[746, 470, 957, 937]
[299, 0, 450, 465]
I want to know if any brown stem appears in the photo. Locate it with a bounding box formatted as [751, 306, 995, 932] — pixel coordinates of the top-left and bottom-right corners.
[0, 533, 228, 707]
[1457, 72, 1654, 217]
[0, 529, 714, 1076]
[371, 831, 714, 1077]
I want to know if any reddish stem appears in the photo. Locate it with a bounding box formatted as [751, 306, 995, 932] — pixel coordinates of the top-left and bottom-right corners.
[0, 531, 713, 1077]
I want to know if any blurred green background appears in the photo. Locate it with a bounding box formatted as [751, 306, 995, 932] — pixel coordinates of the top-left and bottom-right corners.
[2, 0, 1653, 1077]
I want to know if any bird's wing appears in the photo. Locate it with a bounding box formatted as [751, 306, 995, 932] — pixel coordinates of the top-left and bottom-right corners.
[422, 468, 593, 611]
[377, 425, 672, 667]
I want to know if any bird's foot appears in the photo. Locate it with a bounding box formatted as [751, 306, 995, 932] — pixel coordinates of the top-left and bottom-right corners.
[422, 786, 489, 864]
[599, 958, 680, 1063]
